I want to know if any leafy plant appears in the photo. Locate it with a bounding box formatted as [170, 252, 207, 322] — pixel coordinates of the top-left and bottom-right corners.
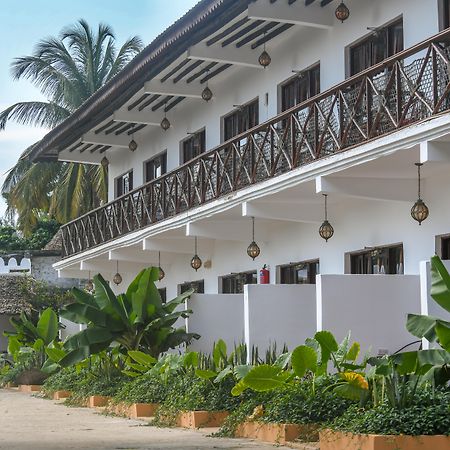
[59, 268, 199, 366]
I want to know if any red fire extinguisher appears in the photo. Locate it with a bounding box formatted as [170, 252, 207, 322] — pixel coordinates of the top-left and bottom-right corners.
[260, 264, 270, 284]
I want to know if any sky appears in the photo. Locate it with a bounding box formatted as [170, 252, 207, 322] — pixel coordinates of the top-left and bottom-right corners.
[0, 0, 199, 218]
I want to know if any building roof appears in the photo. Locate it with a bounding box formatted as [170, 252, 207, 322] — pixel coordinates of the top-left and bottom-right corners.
[29, 0, 253, 161]
[43, 229, 63, 252]
[0, 276, 31, 315]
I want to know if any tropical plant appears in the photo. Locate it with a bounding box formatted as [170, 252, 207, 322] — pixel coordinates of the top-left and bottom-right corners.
[0, 20, 143, 233]
[59, 267, 199, 366]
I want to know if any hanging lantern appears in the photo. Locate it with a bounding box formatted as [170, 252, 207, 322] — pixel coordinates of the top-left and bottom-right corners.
[113, 260, 122, 285]
[85, 271, 94, 292]
[335, 2, 350, 23]
[128, 138, 138, 152]
[258, 32, 271, 68]
[411, 163, 429, 225]
[202, 86, 213, 102]
[161, 103, 171, 131]
[247, 217, 261, 260]
[190, 237, 202, 271]
[101, 156, 109, 168]
[158, 251, 165, 281]
[319, 194, 334, 242]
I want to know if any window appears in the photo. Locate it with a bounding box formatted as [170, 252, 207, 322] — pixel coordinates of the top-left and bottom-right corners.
[278, 259, 319, 284]
[348, 244, 404, 275]
[224, 99, 259, 141]
[436, 234, 450, 259]
[145, 152, 167, 182]
[221, 270, 257, 294]
[179, 280, 205, 294]
[115, 170, 133, 198]
[440, 0, 450, 30]
[158, 288, 167, 304]
[349, 19, 403, 76]
[182, 130, 206, 164]
[281, 65, 320, 112]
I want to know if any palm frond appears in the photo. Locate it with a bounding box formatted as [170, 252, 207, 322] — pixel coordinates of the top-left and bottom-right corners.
[107, 36, 143, 80]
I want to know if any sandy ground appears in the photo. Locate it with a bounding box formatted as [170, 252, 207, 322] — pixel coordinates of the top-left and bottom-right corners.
[0, 389, 292, 450]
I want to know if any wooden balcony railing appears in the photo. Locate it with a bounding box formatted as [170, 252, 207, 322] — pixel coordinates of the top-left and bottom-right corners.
[61, 29, 450, 258]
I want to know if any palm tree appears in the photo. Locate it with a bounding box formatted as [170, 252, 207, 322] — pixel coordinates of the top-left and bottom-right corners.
[1, 20, 143, 234]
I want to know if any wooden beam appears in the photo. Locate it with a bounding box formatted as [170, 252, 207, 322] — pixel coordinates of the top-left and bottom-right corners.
[200, 64, 232, 83]
[113, 110, 163, 126]
[143, 80, 204, 98]
[206, 17, 250, 46]
[138, 94, 161, 112]
[251, 23, 294, 49]
[187, 42, 264, 69]
[221, 20, 264, 47]
[247, 1, 333, 29]
[160, 59, 190, 83]
[236, 22, 279, 48]
[82, 132, 129, 148]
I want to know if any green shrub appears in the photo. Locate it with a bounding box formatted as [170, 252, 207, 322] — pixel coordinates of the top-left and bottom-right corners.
[330, 388, 450, 436]
[262, 378, 353, 425]
[154, 371, 241, 426]
[113, 373, 168, 404]
[42, 368, 81, 395]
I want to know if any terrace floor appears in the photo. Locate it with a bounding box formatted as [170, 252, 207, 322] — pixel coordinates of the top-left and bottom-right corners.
[0, 389, 298, 450]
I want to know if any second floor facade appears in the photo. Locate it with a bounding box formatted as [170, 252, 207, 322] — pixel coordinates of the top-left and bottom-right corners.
[31, 0, 450, 258]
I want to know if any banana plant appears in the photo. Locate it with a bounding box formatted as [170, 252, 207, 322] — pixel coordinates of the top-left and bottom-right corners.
[59, 267, 200, 367]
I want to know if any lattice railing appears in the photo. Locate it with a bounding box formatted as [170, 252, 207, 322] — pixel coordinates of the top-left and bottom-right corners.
[61, 30, 450, 258]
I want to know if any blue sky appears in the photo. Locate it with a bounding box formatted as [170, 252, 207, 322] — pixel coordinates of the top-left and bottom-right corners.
[0, 0, 199, 217]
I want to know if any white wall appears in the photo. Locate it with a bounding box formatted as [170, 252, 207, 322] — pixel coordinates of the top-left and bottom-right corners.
[106, 0, 440, 199]
[244, 284, 316, 353]
[317, 274, 421, 355]
[186, 293, 245, 353]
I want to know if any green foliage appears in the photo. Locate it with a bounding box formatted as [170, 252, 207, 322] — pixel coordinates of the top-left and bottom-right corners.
[154, 371, 240, 426]
[59, 268, 199, 366]
[42, 367, 81, 395]
[0, 219, 59, 251]
[113, 373, 169, 404]
[331, 388, 450, 436]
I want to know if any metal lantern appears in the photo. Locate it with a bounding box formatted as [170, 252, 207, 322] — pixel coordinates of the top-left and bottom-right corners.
[319, 194, 334, 242]
[411, 163, 429, 225]
[128, 139, 138, 152]
[158, 251, 165, 281]
[190, 237, 202, 271]
[160, 116, 171, 131]
[101, 156, 109, 168]
[258, 50, 271, 68]
[202, 86, 213, 102]
[335, 2, 350, 23]
[247, 217, 261, 260]
[113, 261, 122, 285]
[258, 32, 271, 68]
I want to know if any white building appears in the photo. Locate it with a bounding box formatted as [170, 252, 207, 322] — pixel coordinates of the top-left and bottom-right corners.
[30, 0, 450, 355]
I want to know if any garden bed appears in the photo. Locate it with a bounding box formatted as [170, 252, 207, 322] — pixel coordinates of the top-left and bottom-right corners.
[320, 430, 450, 450]
[18, 384, 41, 393]
[236, 421, 319, 444]
[52, 390, 71, 400]
[111, 402, 159, 419]
[87, 395, 110, 408]
[177, 411, 229, 429]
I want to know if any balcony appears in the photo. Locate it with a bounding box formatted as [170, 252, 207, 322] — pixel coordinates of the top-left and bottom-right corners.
[61, 29, 450, 258]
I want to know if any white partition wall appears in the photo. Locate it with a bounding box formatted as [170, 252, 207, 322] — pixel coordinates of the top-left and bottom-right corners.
[244, 284, 316, 354]
[317, 275, 421, 355]
[186, 293, 245, 353]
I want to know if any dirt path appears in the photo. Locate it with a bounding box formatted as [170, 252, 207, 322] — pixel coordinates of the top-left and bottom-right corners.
[0, 389, 292, 450]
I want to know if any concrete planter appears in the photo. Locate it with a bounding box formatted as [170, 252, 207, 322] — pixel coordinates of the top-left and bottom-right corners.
[236, 421, 319, 444]
[87, 395, 110, 408]
[177, 411, 229, 428]
[320, 430, 450, 450]
[52, 390, 71, 400]
[18, 385, 42, 393]
[113, 402, 159, 418]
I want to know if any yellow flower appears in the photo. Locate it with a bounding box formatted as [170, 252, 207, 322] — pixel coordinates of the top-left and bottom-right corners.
[339, 372, 369, 390]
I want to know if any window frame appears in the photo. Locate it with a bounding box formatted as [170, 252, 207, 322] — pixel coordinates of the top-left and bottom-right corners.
[144, 151, 167, 183]
[277, 259, 320, 284]
[439, 0, 450, 30]
[346, 17, 404, 77]
[222, 98, 259, 142]
[180, 129, 206, 164]
[345, 243, 404, 275]
[435, 233, 450, 259]
[220, 270, 257, 294]
[279, 64, 320, 113]
[178, 279, 205, 294]
[114, 170, 133, 198]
